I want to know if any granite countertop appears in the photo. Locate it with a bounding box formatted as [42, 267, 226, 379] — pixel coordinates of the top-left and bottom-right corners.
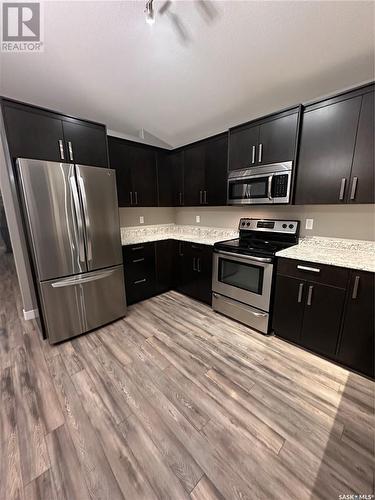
[121, 223, 239, 246]
[276, 236, 375, 273]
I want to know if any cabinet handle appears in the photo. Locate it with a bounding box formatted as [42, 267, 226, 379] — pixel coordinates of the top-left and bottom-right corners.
[134, 278, 146, 285]
[251, 145, 256, 164]
[197, 257, 201, 273]
[350, 177, 358, 201]
[179, 192, 183, 205]
[132, 258, 145, 263]
[339, 178, 346, 200]
[67, 141, 74, 161]
[297, 265, 320, 273]
[297, 283, 304, 303]
[199, 190, 203, 204]
[193, 257, 197, 271]
[258, 143, 263, 163]
[307, 285, 313, 306]
[204, 190, 207, 204]
[352, 276, 360, 299]
[130, 192, 133, 205]
[134, 191, 138, 205]
[132, 246, 144, 251]
[58, 140, 65, 160]
[178, 242, 183, 256]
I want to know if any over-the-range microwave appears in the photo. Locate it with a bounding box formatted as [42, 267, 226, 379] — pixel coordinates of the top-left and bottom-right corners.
[227, 161, 292, 205]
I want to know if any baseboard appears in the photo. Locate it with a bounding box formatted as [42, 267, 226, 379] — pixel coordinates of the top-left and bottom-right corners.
[23, 308, 39, 321]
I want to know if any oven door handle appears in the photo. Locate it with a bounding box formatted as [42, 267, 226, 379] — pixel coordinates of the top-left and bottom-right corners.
[215, 250, 272, 263]
[268, 175, 274, 200]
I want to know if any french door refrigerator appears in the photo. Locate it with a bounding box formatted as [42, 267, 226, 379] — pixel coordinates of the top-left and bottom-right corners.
[17, 158, 127, 344]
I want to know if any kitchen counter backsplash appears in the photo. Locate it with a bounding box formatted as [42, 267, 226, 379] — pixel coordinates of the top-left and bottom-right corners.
[121, 224, 239, 246]
[276, 236, 375, 272]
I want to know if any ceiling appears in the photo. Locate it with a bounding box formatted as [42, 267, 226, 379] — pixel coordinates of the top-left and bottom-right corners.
[1, 1, 374, 148]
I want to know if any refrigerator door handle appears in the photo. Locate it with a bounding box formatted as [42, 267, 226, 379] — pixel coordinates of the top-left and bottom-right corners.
[69, 176, 86, 263]
[51, 269, 116, 288]
[77, 174, 92, 262]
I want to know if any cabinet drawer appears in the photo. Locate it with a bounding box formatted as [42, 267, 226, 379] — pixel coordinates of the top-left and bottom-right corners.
[126, 275, 156, 305]
[123, 242, 155, 259]
[276, 258, 349, 288]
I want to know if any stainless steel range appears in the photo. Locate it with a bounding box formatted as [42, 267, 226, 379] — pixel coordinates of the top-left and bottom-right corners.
[212, 218, 299, 334]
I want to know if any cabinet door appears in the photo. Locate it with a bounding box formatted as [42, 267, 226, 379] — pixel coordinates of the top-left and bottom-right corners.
[300, 283, 346, 357]
[157, 150, 184, 206]
[131, 146, 157, 207]
[183, 143, 206, 205]
[337, 271, 374, 378]
[204, 134, 228, 206]
[2, 104, 65, 162]
[108, 138, 133, 207]
[174, 241, 191, 295]
[258, 113, 298, 165]
[228, 124, 259, 171]
[155, 240, 173, 294]
[63, 120, 108, 168]
[348, 91, 374, 204]
[295, 96, 362, 204]
[272, 275, 305, 343]
[194, 245, 213, 305]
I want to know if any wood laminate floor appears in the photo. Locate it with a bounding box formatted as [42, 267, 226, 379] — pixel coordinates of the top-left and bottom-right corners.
[1, 249, 374, 500]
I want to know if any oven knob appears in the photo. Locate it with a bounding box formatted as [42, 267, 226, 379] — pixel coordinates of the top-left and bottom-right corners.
[246, 222, 250, 226]
[282, 224, 287, 228]
[289, 224, 294, 229]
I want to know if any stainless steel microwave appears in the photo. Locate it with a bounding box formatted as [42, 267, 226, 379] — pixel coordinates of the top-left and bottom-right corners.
[227, 161, 292, 205]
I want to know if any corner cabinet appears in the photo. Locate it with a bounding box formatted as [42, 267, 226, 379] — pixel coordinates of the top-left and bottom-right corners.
[228, 107, 300, 171]
[108, 136, 157, 207]
[295, 84, 374, 205]
[1, 98, 109, 167]
[272, 258, 374, 378]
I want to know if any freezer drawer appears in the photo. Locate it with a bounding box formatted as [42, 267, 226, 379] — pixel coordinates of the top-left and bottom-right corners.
[40, 265, 126, 344]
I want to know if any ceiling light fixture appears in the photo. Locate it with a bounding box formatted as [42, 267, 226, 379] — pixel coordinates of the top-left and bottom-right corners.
[145, 0, 155, 25]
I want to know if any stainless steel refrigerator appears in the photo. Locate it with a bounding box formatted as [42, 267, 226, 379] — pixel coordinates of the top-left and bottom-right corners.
[17, 158, 127, 344]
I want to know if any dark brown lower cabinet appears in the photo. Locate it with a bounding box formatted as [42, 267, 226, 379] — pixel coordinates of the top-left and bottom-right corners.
[273, 258, 374, 378]
[300, 283, 346, 357]
[337, 271, 375, 378]
[272, 275, 305, 343]
[123, 240, 213, 306]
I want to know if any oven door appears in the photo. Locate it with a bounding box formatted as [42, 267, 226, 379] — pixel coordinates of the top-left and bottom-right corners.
[212, 250, 273, 311]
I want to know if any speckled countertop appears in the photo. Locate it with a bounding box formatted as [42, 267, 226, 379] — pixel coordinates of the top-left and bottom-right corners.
[276, 236, 375, 273]
[121, 224, 239, 246]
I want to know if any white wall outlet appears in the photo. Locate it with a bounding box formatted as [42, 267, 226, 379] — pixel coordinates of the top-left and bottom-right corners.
[305, 218, 314, 230]
[195, 215, 200, 223]
[139, 216, 144, 224]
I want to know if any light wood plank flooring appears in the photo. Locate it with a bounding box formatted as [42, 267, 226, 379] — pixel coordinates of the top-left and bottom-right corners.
[1, 249, 374, 499]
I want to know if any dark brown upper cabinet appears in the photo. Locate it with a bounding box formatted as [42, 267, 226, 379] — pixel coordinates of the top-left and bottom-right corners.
[108, 136, 157, 207]
[62, 120, 108, 168]
[1, 98, 108, 168]
[228, 107, 300, 171]
[157, 150, 184, 207]
[183, 133, 228, 206]
[295, 85, 374, 205]
[348, 91, 374, 204]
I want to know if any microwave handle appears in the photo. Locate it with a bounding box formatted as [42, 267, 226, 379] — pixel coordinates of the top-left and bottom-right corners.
[267, 175, 274, 200]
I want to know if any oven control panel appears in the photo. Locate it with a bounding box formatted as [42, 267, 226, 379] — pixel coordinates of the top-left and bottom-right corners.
[239, 218, 299, 234]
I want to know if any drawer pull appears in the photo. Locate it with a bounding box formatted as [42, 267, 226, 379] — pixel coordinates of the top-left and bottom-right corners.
[352, 276, 360, 299]
[307, 285, 313, 306]
[297, 265, 320, 273]
[297, 283, 304, 303]
[132, 246, 144, 251]
[134, 278, 146, 285]
[132, 258, 145, 263]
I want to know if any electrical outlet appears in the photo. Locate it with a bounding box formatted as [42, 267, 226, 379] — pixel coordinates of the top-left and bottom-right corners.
[139, 216, 144, 224]
[305, 218, 314, 230]
[195, 215, 200, 223]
